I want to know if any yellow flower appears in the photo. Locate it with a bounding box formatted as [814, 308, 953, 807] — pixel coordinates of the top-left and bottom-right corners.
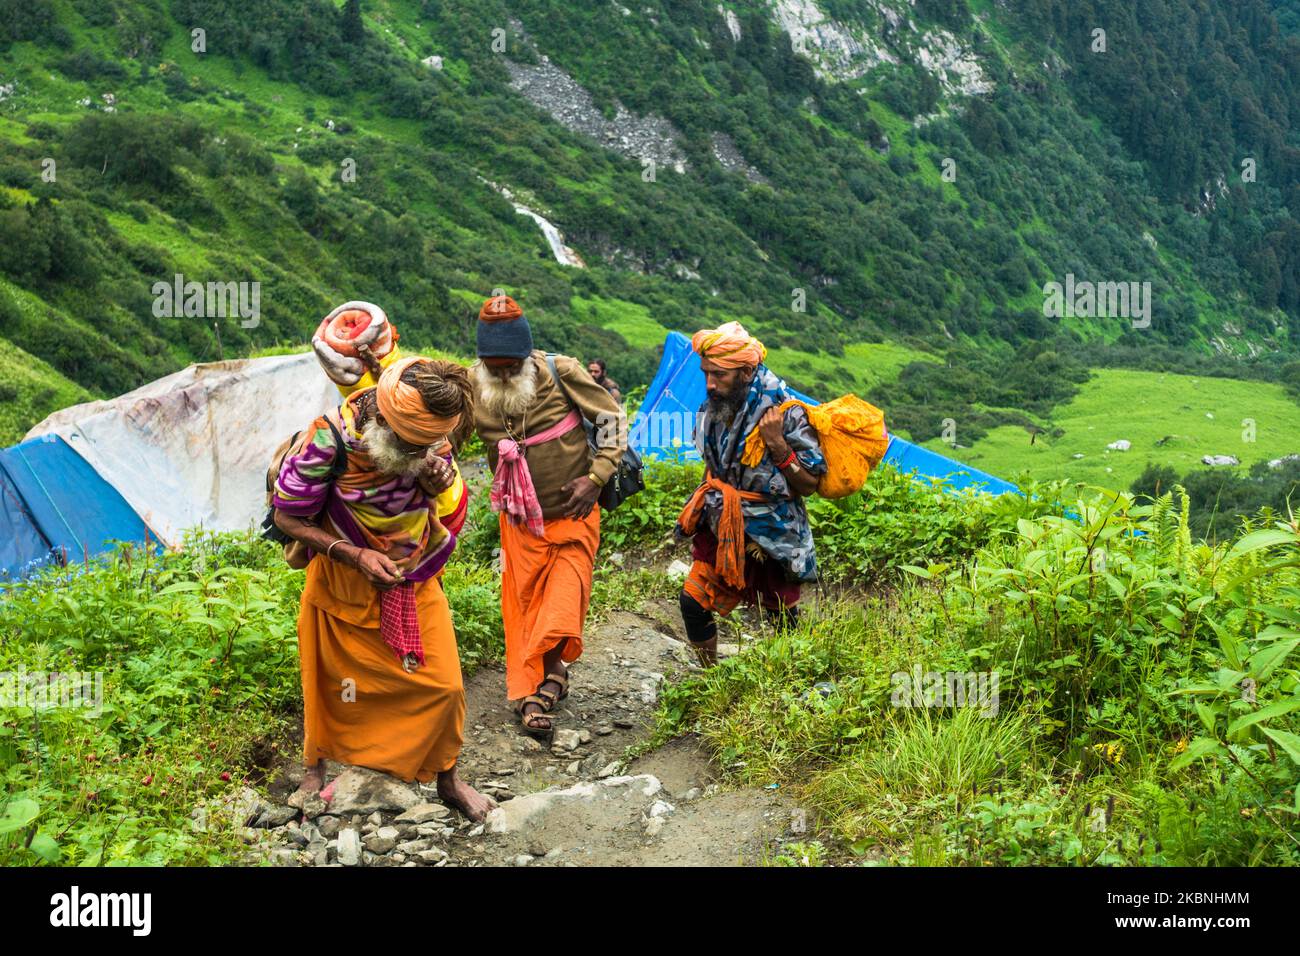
[1173, 737, 1188, 754]
[1091, 741, 1124, 765]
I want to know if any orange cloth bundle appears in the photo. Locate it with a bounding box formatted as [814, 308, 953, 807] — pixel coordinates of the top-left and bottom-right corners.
[740, 395, 889, 498]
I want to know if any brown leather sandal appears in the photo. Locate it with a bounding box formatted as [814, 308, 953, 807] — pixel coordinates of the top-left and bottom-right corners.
[516, 695, 553, 739]
[535, 669, 570, 711]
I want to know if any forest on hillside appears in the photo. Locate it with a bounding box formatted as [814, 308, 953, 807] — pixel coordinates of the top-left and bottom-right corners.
[0, 0, 1296, 416]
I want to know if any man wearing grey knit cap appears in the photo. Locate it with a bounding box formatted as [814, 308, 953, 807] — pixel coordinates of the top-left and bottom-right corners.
[470, 293, 626, 741]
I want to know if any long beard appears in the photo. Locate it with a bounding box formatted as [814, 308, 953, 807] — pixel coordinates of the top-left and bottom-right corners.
[705, 381, 748, 424]
[472, 357, 539, 419]
[361, 418, 427, 478]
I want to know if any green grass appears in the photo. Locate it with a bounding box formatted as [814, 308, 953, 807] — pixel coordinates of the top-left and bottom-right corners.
[656, 472, 1300, 866]
[842, 341, 941, 391]
[568, 295, 937, 396]
[764, 340, 935, 395]
[571, 294, 671, 349]
[921, 368, 1300, 489]
[0, 336, 94, 444]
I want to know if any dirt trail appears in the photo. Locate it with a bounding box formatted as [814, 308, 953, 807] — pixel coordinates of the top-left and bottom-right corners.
[242, 598, 798, 867]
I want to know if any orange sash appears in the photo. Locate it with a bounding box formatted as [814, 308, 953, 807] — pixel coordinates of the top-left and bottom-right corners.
[677, 473, 767, 591]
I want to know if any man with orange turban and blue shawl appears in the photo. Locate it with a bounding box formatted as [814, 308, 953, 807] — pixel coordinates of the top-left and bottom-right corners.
[272, 354, 497, 821]
[676, 322, 827, 666]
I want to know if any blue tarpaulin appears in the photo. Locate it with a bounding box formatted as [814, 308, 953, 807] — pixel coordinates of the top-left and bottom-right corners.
[630, 331, 1020, 497]
[0, 436, 155, 581]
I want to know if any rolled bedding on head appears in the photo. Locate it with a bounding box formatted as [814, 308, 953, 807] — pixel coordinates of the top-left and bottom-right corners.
[312, 301, 402, 393]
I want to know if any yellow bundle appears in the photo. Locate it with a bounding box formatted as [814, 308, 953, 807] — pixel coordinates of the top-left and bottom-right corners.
[337, 344, 404, 397]
[741, 395, 889, 499]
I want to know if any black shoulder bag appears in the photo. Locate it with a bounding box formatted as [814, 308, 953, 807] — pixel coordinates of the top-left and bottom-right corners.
[544, 353, 644, 512]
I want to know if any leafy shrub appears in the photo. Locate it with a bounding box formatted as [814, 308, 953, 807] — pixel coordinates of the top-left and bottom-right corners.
[56, 49, 128, 81]
[599, 459, 703, 552]
[657, 481, 1300, 865]
[64, 114, 204, 192]
[0, 529, 501, 865]
[808, 464, 1058, 582]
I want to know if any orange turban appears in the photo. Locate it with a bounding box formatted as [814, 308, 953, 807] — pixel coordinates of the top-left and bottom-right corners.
[690, 321, 767, 369]
[375, 356, 461, 446]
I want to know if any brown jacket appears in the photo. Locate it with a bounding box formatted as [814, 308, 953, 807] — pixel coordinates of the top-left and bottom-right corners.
[475, 351, 626, 519]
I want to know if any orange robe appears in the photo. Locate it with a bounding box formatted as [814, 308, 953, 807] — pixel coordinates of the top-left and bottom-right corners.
[298, 554, 464, 782]
[499, 508, 600, 701]
[276, 389, 470, 782]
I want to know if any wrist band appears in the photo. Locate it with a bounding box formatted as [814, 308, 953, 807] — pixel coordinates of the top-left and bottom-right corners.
[777, 450, 797, 470]
[588, 471, 605, 487]
[326, 539, 348, 562]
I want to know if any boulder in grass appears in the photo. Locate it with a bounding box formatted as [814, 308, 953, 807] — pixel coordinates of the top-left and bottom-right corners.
[1201, 455, 1239, 467]
[255, 805, 299, 829]
[1106, 440, 1131, 452]
[191, 787, 264, 833]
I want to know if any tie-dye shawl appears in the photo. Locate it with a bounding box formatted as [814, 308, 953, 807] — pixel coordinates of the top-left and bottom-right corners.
[272, 388, 468, 581]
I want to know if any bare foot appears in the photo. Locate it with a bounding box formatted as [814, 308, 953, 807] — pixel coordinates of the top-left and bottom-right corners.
[436, 766, 497, 822]
[288, 763, 325, 809]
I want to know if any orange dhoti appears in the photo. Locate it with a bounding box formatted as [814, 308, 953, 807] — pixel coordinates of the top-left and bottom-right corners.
[499, 508, 599, 701]
[298, 554, 465, 782]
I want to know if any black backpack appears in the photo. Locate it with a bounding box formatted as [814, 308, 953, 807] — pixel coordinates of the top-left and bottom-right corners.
[544, 354, 644, 512]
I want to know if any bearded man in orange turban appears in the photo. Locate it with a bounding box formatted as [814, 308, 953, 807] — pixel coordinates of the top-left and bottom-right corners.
[470, 294, 626, 739]
[272, 355, 496, 821]
[676, 322, 827, 665]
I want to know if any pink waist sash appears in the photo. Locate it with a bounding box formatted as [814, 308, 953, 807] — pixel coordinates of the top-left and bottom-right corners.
[490, 409, 582, 537]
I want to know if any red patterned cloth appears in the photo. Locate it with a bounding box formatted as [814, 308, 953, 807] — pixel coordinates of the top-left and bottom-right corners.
[379, 581, 423, 667]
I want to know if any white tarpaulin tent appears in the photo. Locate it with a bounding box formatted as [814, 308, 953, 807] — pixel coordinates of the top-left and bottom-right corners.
[25, 353, 340, 548]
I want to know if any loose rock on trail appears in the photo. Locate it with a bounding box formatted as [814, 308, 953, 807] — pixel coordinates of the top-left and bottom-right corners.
[235, 599, 799, 867]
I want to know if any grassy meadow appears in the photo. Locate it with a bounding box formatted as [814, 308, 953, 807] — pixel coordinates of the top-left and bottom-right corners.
[921, 368, 1300, 490]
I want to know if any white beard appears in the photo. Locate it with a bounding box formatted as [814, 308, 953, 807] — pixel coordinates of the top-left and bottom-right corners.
[472, 357, 539, 420]
[361, 418, 427, 478]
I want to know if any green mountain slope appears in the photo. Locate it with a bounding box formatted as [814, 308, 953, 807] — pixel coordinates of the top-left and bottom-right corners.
[0, 0, 1296, 455]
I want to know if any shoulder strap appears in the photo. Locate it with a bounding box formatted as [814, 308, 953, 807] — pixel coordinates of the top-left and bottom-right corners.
[323, 408, 349, 479]
[544, 353, 578, 412]
[545, 353, 598, 448]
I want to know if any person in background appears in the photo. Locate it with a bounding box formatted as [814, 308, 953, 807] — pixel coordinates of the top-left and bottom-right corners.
[675, 322, 826, 666]
[587, 359, 622, 403]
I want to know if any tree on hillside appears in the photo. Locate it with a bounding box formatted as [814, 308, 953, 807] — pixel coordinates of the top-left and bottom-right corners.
[341, 0, 365, 44]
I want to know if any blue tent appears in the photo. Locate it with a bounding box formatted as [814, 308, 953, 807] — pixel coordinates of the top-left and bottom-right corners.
[0, 436, 155, 582]
[630, 331, 1019, 497]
